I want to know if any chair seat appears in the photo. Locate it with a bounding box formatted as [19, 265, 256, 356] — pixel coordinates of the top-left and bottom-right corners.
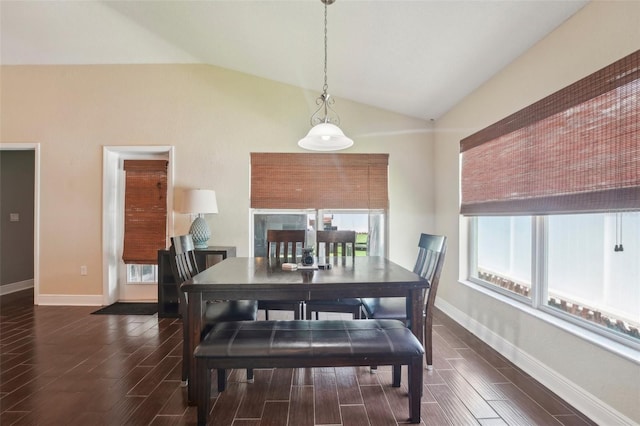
[361, 297, 409, 320]
[205, 299, 258, 322]
[202, 300, 258, 336]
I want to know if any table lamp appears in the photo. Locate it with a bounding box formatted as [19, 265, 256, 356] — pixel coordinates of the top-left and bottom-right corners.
[182, 189, 218, 249]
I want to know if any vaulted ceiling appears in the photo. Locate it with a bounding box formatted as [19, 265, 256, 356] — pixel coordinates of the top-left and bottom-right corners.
[1, 0, 588, 120]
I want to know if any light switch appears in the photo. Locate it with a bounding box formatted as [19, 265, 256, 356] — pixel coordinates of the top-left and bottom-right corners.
[9, 213, 19, 222]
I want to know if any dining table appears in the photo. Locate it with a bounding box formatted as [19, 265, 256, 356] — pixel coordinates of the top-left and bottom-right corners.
[180, 255, 429, 402]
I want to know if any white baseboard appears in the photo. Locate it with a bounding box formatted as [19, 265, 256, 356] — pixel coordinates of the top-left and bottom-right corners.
[37, 294, 104, 306]
[435, 297, 637, 426]
[0, 279, 34, 296]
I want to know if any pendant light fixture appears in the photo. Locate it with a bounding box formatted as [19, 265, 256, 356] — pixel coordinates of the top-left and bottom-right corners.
[298, 0, 353, 151]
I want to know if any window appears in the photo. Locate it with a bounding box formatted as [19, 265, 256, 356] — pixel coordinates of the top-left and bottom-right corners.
[126, 264, 158, 284]
[473, 216, 532, 300]
[470, 213, 639, 345]
[252, 210, 386, 258]
[545, 212, 639, 341]
[463, 51, 639, 348]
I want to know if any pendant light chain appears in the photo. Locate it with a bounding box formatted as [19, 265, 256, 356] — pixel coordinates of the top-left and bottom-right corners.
[323, 0, 328, 96]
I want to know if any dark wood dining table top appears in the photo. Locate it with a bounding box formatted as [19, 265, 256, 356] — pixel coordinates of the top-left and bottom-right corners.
[181, 256, 428, 300]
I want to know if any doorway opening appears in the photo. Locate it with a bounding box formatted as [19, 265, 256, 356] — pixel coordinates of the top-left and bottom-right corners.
[102, 146, 174, 304]
[0, 144, 39, 303]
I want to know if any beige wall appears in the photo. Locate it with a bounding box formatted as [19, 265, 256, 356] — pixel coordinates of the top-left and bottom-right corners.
[434, 1, 639, 423]
[0, 64, 434, 297]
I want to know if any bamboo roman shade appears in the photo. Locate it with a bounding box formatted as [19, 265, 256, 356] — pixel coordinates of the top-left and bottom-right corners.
[460, 50, 639, 215]
[251, 153, 389, 209]
[122, 160, 168, 264]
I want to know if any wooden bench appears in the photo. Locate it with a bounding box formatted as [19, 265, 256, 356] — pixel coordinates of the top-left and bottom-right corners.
[194, 319, 424, 425]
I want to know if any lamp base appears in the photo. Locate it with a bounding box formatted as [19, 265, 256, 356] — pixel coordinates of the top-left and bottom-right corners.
[189, 216, 211, 249]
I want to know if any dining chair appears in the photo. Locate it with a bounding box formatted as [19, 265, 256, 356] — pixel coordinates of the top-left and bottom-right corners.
[361, 233, 447, 370]
[258, 229, 306, 320]
[169, 234, 258, 385]
[305, 230, 363, 320]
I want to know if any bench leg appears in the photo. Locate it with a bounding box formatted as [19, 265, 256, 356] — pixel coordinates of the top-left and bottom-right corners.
[408, 357, 423, 423]
[217, 369, 226, 392]
[216, 369, 251, 391]
[392, 364, 401, 387]
[196, 359, 211, 426]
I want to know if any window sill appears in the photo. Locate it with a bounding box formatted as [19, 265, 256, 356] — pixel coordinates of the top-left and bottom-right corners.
[459, 279, 640, 365]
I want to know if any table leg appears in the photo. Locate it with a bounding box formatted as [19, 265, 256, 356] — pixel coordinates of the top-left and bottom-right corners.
[408, 288, 425, 346]
[187, 292, 204, 404]
[408, 288, 425, 399]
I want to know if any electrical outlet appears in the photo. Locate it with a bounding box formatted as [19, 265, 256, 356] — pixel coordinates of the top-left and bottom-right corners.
[80, 266, 88, 276]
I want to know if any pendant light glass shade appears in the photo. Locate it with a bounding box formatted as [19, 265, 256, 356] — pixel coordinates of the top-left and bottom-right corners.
[298, 122, 354, 151]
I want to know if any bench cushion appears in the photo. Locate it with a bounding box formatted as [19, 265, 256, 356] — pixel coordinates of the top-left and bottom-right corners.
[194, 319, 423, 359]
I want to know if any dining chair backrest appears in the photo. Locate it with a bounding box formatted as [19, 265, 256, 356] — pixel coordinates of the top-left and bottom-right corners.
[413, 233, 446, 280]
[316, 230, 356, 259]
[266, 229, 306, 261]
[169, 235, 200, 312]
[413, 233, 447, 312]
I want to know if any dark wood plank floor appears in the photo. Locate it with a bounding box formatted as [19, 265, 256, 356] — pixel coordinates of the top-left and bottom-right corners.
[1, 289, 596, 425]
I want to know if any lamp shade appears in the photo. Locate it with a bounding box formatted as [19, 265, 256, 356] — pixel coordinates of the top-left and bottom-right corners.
[298, 122, 354, 151]
[181, 189, 218, 214]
